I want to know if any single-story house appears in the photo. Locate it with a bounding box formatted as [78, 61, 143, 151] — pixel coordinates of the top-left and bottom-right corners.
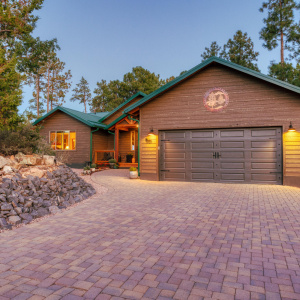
[34, 57, 300, 187]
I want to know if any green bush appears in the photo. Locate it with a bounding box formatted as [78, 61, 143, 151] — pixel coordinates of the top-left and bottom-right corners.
[108, 158, 117, 163]
[0, 123, 55, 156]
[91, 163, 96, 168]
[129, 167, 137, 171]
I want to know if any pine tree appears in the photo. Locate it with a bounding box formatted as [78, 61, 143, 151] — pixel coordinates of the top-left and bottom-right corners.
[71, 77, 91, 113]
[23, 38, 60, 118]
[92, 67, 166, 112]
[0, 0, 44, 127]
[269, 61, 300, 86]
[220, 30, 260, 71]
[259, 0, 300, 64]
[40, 54, 72, 112]
[201, 41, 221, 61]
[0, 48, 23, 129]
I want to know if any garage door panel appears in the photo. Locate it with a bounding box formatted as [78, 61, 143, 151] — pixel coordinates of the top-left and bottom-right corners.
[191, 172, 214, 180]
[251, 173, 278, 182]
[220, 173, 245, 181]
[220, 130, 245, 137]
[165, 142, 186, 150]
[191, 131, 214, 138]
[163, 172, 186, 180]
[164, 152, 186, 159]
[164, 131, 186, 139]
[221, 151, 245, 158]
[191, 142, 214, 149]
[251, 129, 277, 137]
[220, 141, 244, 148]
[251, 140, 277, 148]
[251, 162, 277, 169]
[160, 128, 282, 184]
[192, 161, 214, 169]
[164, 162, 186, 169]
[251, 151, 277, 159]
[221, 162, 245, 169]
[191, 152, 213, 158]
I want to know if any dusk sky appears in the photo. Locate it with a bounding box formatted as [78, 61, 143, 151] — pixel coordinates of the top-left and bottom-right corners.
[21, 0, 285, 114]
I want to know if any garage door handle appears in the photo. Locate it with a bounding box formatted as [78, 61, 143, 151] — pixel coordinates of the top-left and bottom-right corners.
[161, 170, 170, 172]
[213, 152, 221, 159]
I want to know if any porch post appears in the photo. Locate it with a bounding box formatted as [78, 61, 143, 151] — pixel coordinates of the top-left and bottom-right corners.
[115, 128, 119, 161]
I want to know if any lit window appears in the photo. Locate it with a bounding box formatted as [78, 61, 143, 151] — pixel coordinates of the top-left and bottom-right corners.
[50, 131, 76, 150]
[130, 131, 135, 151]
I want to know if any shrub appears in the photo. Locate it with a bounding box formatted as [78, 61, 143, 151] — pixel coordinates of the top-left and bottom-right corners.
[108, 158, 117, 163]
[129, 167, 137, 171]
[0, 123, 55, 156]
[91, 163, 96, 168]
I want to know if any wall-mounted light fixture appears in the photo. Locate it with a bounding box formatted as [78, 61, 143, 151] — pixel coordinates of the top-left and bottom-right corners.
[148, 127, 155, 136]
[288, 121, 296, 132]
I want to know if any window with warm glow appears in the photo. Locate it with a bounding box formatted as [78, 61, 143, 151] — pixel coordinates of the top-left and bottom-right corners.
[50, 131, 76, 150]
[130, 131, 135, 150]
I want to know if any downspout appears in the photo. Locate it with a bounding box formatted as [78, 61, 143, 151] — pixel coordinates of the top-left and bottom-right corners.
[90, 128, 100, 162]
[108, 130, 115, 157]
[127, 114, 140, 176]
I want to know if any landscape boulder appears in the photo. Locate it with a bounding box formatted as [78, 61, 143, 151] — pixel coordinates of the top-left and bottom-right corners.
[0, 156, 11, 169]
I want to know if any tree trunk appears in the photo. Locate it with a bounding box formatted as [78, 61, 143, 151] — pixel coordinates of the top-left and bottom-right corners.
[47, 68, 50, 112]
[36, 75, 40, 118]
[51, 70, 54, 110]
[280, 0, 284, 65]
[84, 93, 86, 113]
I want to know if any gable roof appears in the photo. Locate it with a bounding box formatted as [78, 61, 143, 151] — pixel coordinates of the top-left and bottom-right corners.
[124, 56, 300, 114]
[99, 91, 146, 122]
[33, 106, 107, 128]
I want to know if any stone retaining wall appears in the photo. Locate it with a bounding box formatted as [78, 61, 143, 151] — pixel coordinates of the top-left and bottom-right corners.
[0, 165, 96, 230]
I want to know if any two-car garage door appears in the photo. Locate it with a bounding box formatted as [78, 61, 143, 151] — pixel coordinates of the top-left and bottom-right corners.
[159, 128, 282, 184]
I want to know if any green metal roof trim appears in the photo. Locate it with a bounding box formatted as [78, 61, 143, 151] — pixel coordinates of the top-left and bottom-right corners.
[33, 106, 106, 128]
[104, 113, 128, 130]
[124, 56, 300, 113]
[99, 91, 147, 122]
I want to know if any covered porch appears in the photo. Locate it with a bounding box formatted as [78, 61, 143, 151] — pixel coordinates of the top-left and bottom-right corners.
[92, 115, 139, 168]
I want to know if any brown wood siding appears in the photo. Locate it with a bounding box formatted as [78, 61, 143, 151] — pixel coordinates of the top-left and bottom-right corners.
[118, 129, 138, 162]
[92, 130, 114, 162]
[39, 111, 91, 165]
[283, 131, 300, 176]
[103, 96, 143, 125]
[139, 64, 300, 185]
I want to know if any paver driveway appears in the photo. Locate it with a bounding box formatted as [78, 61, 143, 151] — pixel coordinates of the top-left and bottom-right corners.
[1, 170, 300, 300]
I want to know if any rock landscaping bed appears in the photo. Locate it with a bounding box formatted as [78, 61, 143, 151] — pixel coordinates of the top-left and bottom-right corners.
[0, 154, 96, 231]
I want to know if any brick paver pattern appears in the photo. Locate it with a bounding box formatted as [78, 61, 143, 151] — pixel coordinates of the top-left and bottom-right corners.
[1, 169, 300, 300]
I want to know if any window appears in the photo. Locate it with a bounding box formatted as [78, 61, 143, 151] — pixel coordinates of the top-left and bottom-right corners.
[130, 131, 135, 151]
[50, 131, 76, 150]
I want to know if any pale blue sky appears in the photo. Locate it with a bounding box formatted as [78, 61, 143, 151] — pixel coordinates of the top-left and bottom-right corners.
[21, 0, 285, 114]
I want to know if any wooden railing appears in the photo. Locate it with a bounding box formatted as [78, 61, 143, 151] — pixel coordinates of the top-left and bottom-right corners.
[94, 150, 115, 165]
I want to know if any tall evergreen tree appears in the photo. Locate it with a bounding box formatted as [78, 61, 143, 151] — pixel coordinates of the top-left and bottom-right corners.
[201, 41, 221, 61]
[22, 38, 60, 118]
[0, 48, 23, 129]
[259, 0, 300, 64]
[71, 77, 91, 113]
[92, 67, 166, 112]
[220, 30, 260, 71]
[269, 61, 300, 86]
[40, 54, 72, 112]
[0, 0, 44, 127]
